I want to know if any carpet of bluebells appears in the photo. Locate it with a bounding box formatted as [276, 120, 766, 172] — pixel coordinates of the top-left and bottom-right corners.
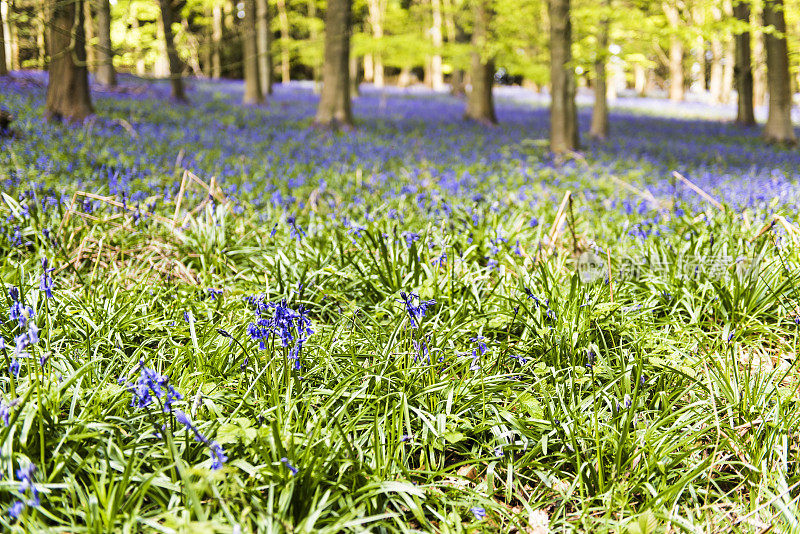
[1, 72, 800, 532]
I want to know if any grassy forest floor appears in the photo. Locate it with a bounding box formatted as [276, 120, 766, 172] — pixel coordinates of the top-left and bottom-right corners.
[1, 73, 800, 532]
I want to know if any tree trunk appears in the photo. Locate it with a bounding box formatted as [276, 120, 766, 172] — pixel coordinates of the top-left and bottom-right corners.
[243, 0, 263, 103]
[83, 0, 94, 71]
[430, 0, 444, 90]
[398, 66, 411, 87]
[549, 0, 579, 153]
[277, 0, 291, 83]
[46, 0, 93, 121]
[211, 4, 222, 78]
[733, 0, 755, 125]
[753, 16, 767, 107]
[0, 2, 6, 76]
[663, 2, 684, 101]
[314, 0, 352, 127]
[158, 0, 186, 100]
[307, 0, 320, 87]
[349, 51, 359, 96]
[589, 0, 609, 139]
[133, 16, 146, 75]
[465, 0, 495, 124]
[367, 0, 385, 88]
[8, 1, 18, 71]
[634, 63, 646, 95]
[709, 37, 724, 102]
[95, 0, 116, 86]
[762, 0, 795, 143]
[722, 38, 734, 103]
[256, 0, 273, 95]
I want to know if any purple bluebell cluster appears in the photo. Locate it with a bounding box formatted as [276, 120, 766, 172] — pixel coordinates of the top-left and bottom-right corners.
[245, 296, 313, 369]
[174, 410, 228, 470]
[122, 361, 183, 411]
[6, 286, 40, 372]
[8, 462, 40, 521]
[399, 292, 436, 328]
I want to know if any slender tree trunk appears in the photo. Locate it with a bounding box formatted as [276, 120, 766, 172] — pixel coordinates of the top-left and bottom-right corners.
[158, 0, 186, 100]
[46, 0, 93, 121]
[753, 14, 767, 107]
[589, 0, 609, 139]
[83, 0, 94, 71]
[633, 63, 646, 95]
[243, 0, 263, 103]
[211, 4, 222, 78]
[8, 2, 18, 71]
[722, 39, 734, 103]
[133, 17, 146, 75]
[398, 66, 411, 87]
[367, 0, 384, 88]
[549, 0, 579, 153]
[256, 0, 273, 95]
[663, 2, 684, 101]
[734, 0, 755, 125]
[762, 0, 795, 143]
[307, 0, 320, 87]
[276, 0, 291, 83]
[465, 0, 495, 124]
[0, 3, 7, 76]
[430, 0, 444, 90]
[709, 7, 725, 102]
[95, 0, 116, 86]
[363, 54, 373, 82]
[349, 51, 360, 96]
[314, 0, 352, 127]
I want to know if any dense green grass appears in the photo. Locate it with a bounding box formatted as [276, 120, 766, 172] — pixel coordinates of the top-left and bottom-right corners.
[1, 79, 800, 533]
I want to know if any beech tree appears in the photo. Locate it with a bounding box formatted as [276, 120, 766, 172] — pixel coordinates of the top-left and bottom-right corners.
[549, 0, 579, 153]
[46, 0, 94, 121]
[589, 0, 610, 139]
[733, 0, 755, 125]
[157, 0, 186, 101]
[243, 0, 264, 104]
[465, 0, 496, 124]
[95, 0, 116, 86]
[256, 0, 273, 95]
[762, 0, 795, 143]
[663, 1, 684, 102]
[314, 0, 353, 127]
[0, 6, 6, 76]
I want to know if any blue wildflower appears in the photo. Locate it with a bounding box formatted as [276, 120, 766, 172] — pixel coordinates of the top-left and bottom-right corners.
[470, 507, 486, 520]
[281, 457, 298, 475]
[398, 292, 436, 328]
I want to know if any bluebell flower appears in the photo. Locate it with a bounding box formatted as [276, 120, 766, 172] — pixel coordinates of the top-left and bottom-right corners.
[124, 361, 183, 411]
[281, 457, 298, 475]
[246, 296, 313, 369]
[40, 258, 54, 299]
[398, 292, 436, 328]
[8, 500, 24, 520]
[470, 507, 486, 520]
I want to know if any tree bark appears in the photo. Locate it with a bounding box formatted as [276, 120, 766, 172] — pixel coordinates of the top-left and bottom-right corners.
[430, 0, 444, 90]
[367, 0, 384, 87]
[158, 0, 186, 100]
[46, 0, 93, 121]
[709, 6, 725, 103]
[83, 0, 94, 71]
[314, 0, 352, 127]
[211, 4, 222, 78]
[663, 2, 684, 101]
[589, 0, 609, 139]
[762, 0, 795, 143]
[753, 13, 767, 107]
[243, 0, 263, 103]
[549, 0, 579, 153]
[0, 2, 6, 76]
[277, 0, 291, 83]
[633, 63, 646, 95]
[7, 1, 18, 71]
[465, 0, 495, 124]
[95, 0, 116, 86]
[733, 0, 755, 125]
[349, 51, 359, 96]
[256, 0, 273, 95]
